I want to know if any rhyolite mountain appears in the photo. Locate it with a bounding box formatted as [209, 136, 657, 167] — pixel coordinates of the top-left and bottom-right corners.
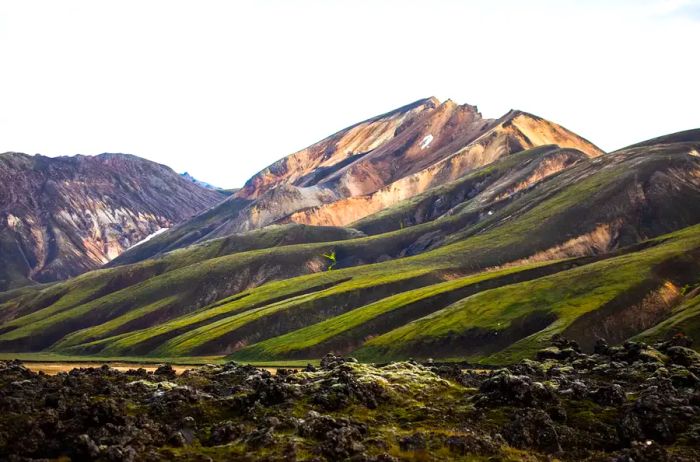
[110, 97, 602, 266]
[0, 98, 699, 366]
[0, 152, 225, 290]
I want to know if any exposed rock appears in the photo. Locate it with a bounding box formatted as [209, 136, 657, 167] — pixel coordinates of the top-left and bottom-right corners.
[503, 408, 563, 453]
[590, 384, 625, 406]
[477, 370, 557, 407]
[665, 346, 700, 367]
[2, 340, 700, 460]
[154, 364, 177, 379]
[115, 97, 604, 263]
[0, 152, 223, 289]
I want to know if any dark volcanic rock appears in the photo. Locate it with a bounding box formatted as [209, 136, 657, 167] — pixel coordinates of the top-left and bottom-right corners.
[503, 408, 563, 453]
[477, 370, 557, 407]
[1, 341, 700, 461]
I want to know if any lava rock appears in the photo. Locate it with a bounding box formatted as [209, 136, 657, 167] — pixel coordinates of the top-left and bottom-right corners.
[503, 408, 563, 453]
[666, 346, 700, 367]
[590, 384, 625, 406]
[154, 364, 177, 379]
[477, 370, 557, 407]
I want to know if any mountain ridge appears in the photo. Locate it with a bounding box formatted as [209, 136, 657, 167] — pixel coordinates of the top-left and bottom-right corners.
[111, 97, 603, 265]
[0, 152, 225, 290]
[1, 97, 699, 369]
[1, 127, 698, 363]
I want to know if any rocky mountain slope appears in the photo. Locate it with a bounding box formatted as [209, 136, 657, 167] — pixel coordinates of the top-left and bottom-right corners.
[0, 127, 699, 363]
[0, 153, 225, 290]
[111, 97, 602, 265]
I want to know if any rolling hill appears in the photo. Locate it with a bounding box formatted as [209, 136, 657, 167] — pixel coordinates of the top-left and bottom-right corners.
[0, 112, 698, 364]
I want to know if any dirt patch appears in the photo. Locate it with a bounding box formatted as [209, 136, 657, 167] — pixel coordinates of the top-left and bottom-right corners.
[564, 280, 682, 350]
[499, 221, 622, 268]
[22, 362, 192, 375]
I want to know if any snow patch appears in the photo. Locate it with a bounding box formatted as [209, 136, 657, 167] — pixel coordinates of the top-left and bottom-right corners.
[420, 134, 434, 150]
[6, 214, 21, 228]
[130, 227, 169, 248]
[689, 149, 700, 158]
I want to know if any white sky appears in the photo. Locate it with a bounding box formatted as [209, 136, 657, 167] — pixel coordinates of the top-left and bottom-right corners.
[1, 0, 698, 188]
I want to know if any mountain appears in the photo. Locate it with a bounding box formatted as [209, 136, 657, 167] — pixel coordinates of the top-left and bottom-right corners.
[0, 152, 225, 290]
[109, 97, 602, 266]
[180, 171, 230, 192]
[1, 125, 699, 363]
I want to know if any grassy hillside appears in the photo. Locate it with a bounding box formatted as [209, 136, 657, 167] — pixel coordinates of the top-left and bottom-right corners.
[354, 225, 700, 363]
[0, 132, 699, 363]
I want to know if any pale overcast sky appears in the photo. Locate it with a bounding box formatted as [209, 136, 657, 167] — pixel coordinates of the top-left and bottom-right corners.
[1, 0, 698, 188]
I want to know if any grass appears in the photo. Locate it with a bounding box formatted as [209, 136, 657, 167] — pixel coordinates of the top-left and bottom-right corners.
[229, 259, 567, 361]
[1, 142, 700, 363]
[356, 224, 700, 363]
[0, 352, 317, 368]
[634, 291, 700, 342]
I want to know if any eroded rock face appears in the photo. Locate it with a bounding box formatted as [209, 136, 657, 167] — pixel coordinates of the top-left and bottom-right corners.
[0, 152, 224, 289]
[285, 110, 603, 228]
[237, 97, 445, 200]
[123, 97, 603, 262]
[237, 100, 603, 232]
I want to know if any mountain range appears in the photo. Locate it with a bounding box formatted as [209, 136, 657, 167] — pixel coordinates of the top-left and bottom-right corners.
[1, 98, 699, 364]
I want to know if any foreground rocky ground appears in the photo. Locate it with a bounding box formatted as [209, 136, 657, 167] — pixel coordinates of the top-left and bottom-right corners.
[1, 336, 700, 461]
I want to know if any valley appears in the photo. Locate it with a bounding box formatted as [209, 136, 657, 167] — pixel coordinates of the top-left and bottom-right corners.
[1, 98, 700, 461]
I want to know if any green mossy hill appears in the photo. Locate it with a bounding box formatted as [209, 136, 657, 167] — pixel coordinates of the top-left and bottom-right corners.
[1, 131, 700, 363]
[354, 224, 700, 363]
[110, 221, 363, 268]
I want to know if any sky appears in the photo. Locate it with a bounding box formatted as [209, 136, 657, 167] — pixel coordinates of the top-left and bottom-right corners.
[0, 0, 698, 188]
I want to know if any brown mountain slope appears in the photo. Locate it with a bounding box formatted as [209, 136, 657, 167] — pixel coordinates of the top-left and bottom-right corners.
[237, 97, 446, 199]
[0, 152, 224, 290]
[112, 97, 602, 265]
[284, 110, 603, 227]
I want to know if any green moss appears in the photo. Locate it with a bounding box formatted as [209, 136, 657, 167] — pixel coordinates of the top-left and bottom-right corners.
[2, 143, 700, 363]
[356, 225, 700, 363]
[231, 260, 558, 361]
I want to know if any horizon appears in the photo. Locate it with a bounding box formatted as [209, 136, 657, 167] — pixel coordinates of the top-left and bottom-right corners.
[1, 0, 699, 188]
